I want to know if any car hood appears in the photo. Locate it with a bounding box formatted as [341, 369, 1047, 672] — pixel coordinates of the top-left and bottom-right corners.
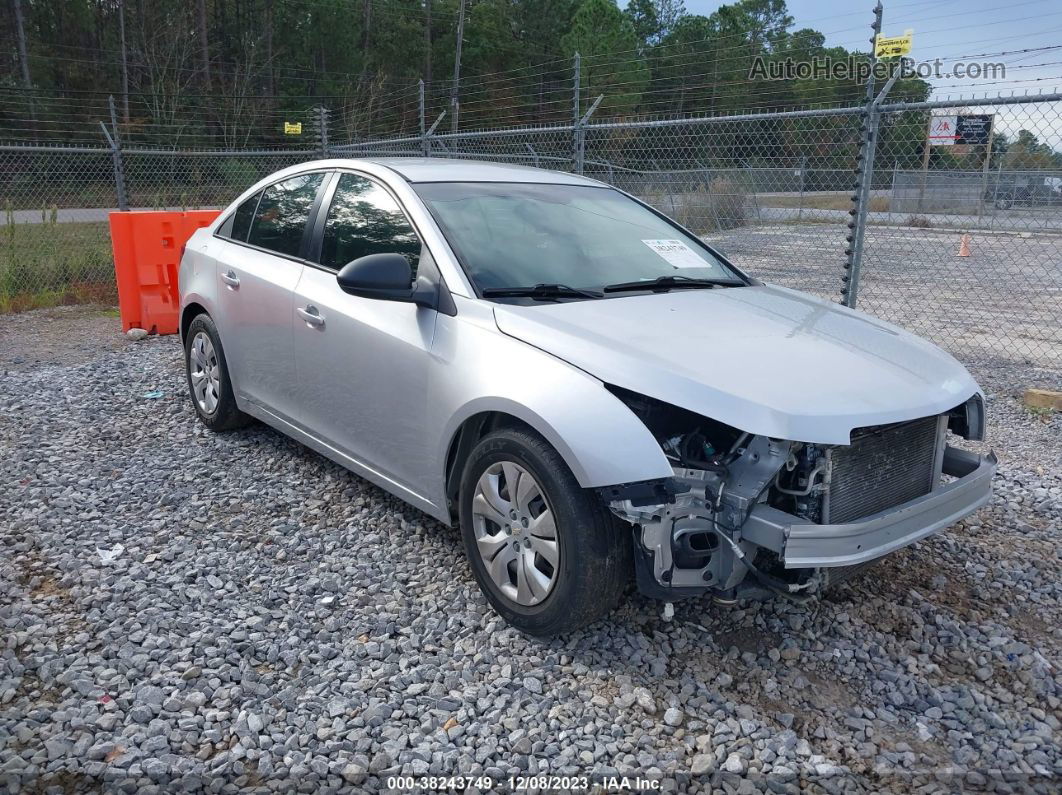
[492, 285, 978, 445]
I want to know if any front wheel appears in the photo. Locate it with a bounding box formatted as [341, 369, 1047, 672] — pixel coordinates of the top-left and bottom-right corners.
[458, 428, 631, 636]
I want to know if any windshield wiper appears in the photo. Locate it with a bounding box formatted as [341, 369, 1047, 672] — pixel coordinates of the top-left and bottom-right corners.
[603, 275, 744, 293]
[481, 283, 604, 300]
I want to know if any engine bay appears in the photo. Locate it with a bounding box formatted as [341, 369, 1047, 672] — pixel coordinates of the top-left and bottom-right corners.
[601, 385, 981, 602]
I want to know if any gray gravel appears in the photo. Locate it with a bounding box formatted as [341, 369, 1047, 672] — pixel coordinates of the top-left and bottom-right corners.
[1, 307, 1060, 793]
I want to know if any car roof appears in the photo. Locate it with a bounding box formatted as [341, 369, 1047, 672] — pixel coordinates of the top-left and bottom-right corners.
[295, 157, 606, 186]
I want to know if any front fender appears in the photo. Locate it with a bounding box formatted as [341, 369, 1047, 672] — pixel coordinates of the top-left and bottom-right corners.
[429, 300, 672, 496]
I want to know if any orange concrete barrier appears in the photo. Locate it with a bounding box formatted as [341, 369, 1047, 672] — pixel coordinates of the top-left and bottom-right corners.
[109, 210, 219, 335]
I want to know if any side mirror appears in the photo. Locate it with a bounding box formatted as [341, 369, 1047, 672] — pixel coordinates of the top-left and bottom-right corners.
[336, 253, 414, 298]
[336, 253, 439, 310]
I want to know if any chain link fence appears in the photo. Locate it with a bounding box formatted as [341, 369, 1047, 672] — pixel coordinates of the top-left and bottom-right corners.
[1, 94, 1060, 372]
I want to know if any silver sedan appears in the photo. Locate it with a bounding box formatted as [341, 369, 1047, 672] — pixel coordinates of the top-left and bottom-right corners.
[178, 159, 994, 636]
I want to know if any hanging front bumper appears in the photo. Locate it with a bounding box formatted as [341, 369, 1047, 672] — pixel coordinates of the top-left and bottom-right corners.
[742, 446, 996, 570]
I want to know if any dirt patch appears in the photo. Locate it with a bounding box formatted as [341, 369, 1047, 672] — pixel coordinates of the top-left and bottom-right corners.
[712, 625, 784, 657]
[14, 547, 91, 644]
[0, 304, 125, 372]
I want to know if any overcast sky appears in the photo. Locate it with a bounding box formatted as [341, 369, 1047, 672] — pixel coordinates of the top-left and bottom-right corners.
[683, 0, 1062, 98]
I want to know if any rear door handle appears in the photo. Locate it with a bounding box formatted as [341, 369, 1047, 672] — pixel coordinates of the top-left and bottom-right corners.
[297, 305, 325, 328]
[221, 270, 240, 288]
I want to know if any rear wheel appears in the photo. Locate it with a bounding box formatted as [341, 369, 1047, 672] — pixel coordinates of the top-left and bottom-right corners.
[184, 314, 251, 432]
[458, 428, 630, 636]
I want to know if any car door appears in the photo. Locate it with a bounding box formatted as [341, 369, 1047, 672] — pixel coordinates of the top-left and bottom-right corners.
[213, 171, 328, 420]
[292, 171, 437, 493]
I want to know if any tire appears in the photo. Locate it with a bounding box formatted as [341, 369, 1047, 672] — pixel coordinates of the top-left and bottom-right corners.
[458, 427, 631, 636]
[183, 313, 251, 432]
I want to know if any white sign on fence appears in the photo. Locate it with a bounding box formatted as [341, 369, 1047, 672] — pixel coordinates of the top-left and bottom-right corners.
[928, 115, 959, 146]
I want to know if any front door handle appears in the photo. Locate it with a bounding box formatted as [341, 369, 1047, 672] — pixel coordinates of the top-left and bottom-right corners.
[221, 270, 240, 288]
[297, 305, 325, 328]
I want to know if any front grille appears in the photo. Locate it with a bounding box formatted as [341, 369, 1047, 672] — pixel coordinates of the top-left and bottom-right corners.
[824, 415, 943, 524]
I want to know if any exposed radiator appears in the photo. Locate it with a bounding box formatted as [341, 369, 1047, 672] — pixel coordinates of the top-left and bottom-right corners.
[824, 415, 944, 524]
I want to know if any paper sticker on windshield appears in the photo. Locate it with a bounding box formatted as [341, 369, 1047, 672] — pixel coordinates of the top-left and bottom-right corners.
[641, 239, 705, 269]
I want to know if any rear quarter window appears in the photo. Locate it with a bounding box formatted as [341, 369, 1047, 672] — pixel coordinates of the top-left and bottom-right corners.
[247, 173, 325, 258]
[218, 191, 260, 241]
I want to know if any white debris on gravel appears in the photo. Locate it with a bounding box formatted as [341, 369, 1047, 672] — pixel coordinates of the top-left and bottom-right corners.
[0, 318, 1059, 794]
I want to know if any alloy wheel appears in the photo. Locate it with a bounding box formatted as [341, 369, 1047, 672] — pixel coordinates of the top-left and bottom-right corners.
[189, 331, 221, 415]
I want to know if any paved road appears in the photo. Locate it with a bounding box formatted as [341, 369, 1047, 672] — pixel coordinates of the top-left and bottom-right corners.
[11, 197, 1062, 233]
[756, 205, 1062, 232]
[9, 206, 222, 224]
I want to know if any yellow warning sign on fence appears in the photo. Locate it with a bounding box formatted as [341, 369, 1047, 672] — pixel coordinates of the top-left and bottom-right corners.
[875, 29, 913, 58]
[284, 121, 302, 135]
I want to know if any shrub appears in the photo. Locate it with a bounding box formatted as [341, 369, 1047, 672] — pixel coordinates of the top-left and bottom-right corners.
[676, 178, 748, 234]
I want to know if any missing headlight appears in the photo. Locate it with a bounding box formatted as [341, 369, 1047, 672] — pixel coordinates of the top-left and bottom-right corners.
[948, 394, 986, 441]
[604, 384, 744, 470]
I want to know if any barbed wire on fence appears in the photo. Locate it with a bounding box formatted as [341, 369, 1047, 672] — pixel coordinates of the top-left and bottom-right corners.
[1, 90, 1060, 370]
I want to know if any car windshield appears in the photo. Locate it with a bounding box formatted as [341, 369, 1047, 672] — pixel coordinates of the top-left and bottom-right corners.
[412, 182, 742, 295]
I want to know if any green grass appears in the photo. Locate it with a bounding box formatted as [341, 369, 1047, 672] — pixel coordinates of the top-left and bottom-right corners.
[0, 213, 115, 313]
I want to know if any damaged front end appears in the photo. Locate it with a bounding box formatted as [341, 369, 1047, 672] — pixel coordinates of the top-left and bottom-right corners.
[600, 386, 995, 603]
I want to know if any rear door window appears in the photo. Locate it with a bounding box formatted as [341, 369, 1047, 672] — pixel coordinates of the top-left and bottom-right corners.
[247, 173, 325, 258]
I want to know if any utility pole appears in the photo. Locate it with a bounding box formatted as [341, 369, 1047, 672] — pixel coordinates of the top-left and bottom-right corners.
[13, 0, 32, 91]
[424, 0, 433, 91]
[196, 0, 210, 89]
[450, 0, 465, 133]
[358, 0, 372, 88]
[264, 0, 275, 96]
[118, 0, 130, 123]
[12, 0, 34, 122]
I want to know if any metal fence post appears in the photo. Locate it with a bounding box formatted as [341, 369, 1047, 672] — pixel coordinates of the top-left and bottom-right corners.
[977, 116, 995, 220]
[572, 52, 581, 173]
[419, 79, 429, 156]
[889, 160, 898, 213]
[573, 95, 603, 176]
[316, 106, 330, 158]
[423, 110, 447, 158]
[107, 95, 129, 211]
[842, 2, 883, 309]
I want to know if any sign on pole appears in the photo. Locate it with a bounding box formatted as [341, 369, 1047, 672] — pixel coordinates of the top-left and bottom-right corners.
[875, 29, 913, 58]
[957, 115, 992, 146]
[284, 121, 302, 135]
[928, 114, 994, 147]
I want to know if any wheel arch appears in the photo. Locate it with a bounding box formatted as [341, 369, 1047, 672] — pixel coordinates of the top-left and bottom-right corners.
[180, 301, 209, 345]
[443, 409, 541, 522]
[440, 393, 672, 525]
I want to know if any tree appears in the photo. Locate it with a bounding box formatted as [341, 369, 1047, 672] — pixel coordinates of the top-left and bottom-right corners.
[624, 0, 685, 46]
[1003, 130, 1062, 169]
[562, 0, 648, 116]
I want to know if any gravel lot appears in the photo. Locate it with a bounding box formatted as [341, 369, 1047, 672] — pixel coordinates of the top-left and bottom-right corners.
[1, 305, 1060, 794]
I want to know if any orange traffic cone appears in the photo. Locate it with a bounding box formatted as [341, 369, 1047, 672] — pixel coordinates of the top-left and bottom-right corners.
[958, 234, 971, 257]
